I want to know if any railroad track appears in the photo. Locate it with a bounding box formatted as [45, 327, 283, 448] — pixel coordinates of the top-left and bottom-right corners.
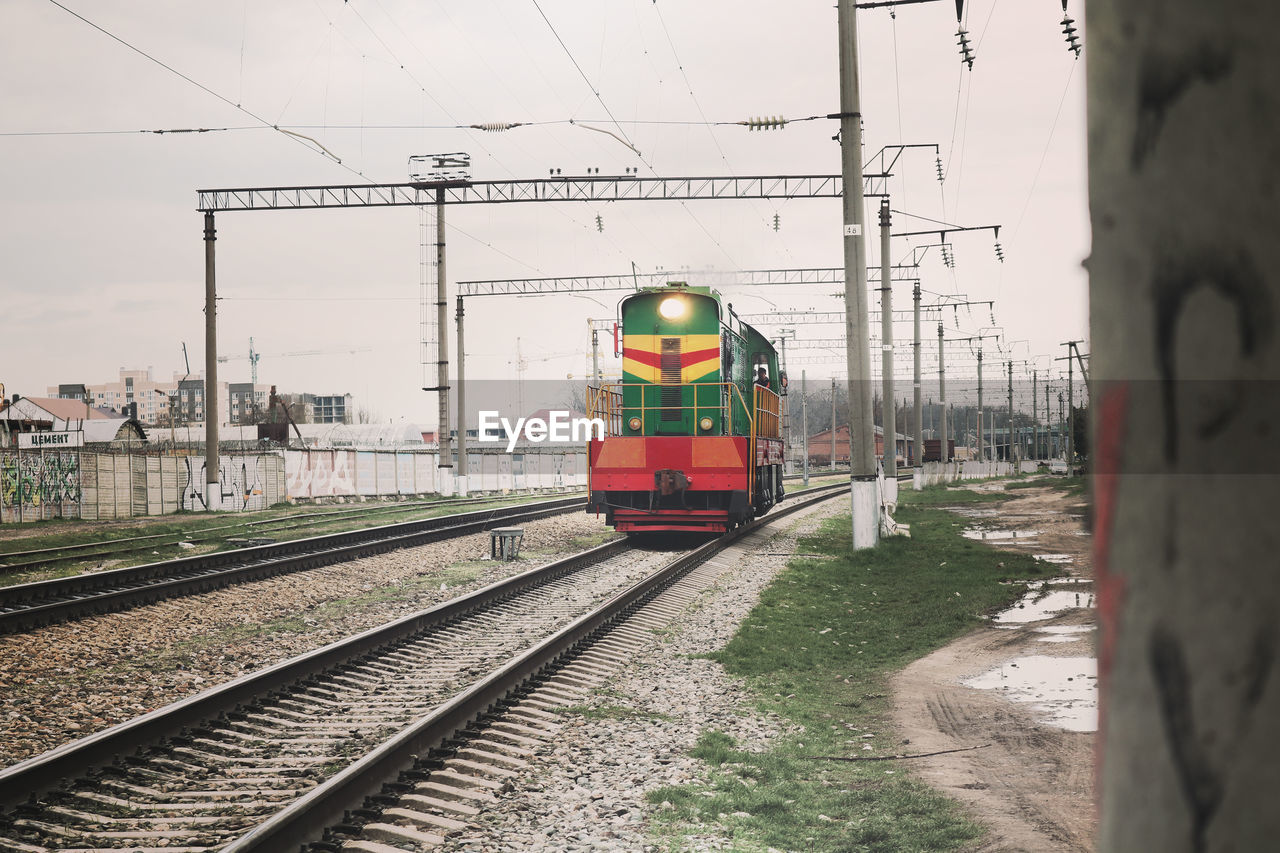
[0, 483, 845, 852]
[0, 496, 585, 634]
[0, 491, 585, 575]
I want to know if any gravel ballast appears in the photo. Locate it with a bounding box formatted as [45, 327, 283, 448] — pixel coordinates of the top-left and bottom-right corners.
[441, 499, 844, 852]
[0, 511, 614, 768]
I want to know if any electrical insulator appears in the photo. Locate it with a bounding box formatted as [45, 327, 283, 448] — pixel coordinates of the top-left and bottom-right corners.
[1061, 15, 1082, 57]
[773, 214, 780, 232]
[994, 241, 1005, 262]
[935, 156, 945, 182]
[742, 116, 788, 131]
[595, 214, 604, 233]
[470, 122, 524, 132]
[956, 27, 975, 69]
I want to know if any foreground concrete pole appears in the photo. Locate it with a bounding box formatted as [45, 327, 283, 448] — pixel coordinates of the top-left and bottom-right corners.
[837, 0, 879, 549]
[1091, 3, 1280, 851]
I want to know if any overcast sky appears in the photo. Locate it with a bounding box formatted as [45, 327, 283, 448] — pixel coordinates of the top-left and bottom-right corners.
[2, 0, 1088, 425]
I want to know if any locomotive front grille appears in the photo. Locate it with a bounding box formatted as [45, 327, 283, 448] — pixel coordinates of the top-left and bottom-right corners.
[660, 337, 682, 421]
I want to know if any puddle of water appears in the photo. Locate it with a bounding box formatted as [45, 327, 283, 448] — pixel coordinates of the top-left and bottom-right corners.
[995, 581, 1095, 624]
[1032, 553, 1075, 564]
[948, 508, 1002, 519]
[1035, 625, 1093, 644]
[963, 528, 1042, 541]
[964, 655, 1097, 732]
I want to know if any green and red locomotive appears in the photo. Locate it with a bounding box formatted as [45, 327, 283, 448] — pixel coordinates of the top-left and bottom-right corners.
[586, 282, 785, 533]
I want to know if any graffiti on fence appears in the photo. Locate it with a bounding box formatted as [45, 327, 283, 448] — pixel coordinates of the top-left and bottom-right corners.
[181, 455, 272, 511]
[0, 451, 81, 520]
[285, 451, 356, 497]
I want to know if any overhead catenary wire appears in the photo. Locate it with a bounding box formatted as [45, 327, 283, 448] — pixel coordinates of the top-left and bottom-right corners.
[43, 0, 344, 165]
[530, 0, 738, 269]
[344, 0, 654, 265]
[648, 0, 797, 255]
[0, 112, 843, 138]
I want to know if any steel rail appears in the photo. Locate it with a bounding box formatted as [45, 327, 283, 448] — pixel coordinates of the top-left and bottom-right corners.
[0, 496, 584, 633]
[0, 534, 634, 812]
[225, 483, 847, 852]
[0, 489, 584, 565]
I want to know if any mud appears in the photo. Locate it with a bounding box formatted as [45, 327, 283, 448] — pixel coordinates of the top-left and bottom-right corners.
[892, 482, 1096, 852]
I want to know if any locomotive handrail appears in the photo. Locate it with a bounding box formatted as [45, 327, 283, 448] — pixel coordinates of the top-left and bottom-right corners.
[586, 382, 754, 438]
[753, 385, 782, 439]
[586, 384, 624, 435]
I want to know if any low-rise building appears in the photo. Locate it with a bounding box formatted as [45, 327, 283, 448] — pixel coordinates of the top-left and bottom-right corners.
[42, 368, 345, 428]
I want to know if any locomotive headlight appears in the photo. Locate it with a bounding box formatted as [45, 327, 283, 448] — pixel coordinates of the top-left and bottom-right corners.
[699, 416, 713, 431]
[628, 416, 642, 431]
[658, 297, 686, 320]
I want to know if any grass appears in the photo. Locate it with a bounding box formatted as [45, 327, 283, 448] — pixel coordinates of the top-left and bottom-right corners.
[644, 483, 1041, 852]
[559, 703, 674, 723]
[899, 485, 1009, 507]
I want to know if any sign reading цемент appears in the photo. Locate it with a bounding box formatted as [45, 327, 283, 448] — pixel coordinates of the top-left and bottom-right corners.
[17, 431, 84, 449]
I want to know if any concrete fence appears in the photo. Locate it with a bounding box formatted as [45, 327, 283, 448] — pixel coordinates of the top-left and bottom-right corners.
[912, 459, 1043, 490]
[283, 446, 588, 501]
[0, 451, 289, 523]
[1, 446, 589, 523]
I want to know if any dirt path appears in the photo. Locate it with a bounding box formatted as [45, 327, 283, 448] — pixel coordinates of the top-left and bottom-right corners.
[892, 482, 1096, 852]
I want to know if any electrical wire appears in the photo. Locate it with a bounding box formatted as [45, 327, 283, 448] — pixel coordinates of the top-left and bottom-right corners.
[1009, 60, 1078, 250]
[530, 0, 639, 155]
[1, 114, 838, 138]
[345, 1, 647, 265]
[43, 0, 345, 164]
[532, 0, 738, 268]
[648, 0, 796, 259]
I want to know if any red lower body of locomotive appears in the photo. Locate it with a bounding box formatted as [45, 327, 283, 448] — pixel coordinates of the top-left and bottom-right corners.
[586, 435, 784, 533]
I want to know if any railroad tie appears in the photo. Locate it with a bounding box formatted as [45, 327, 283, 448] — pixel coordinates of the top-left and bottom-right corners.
[353, 823, 447, 848]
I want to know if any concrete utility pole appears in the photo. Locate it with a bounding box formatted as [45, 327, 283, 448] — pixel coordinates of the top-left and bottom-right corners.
[976, 348, 984, 462]
[802, 370, 809, 486]
[913, 282, 923, 466]
[1007, 360, 1015, 465]
[830, 377, 837, 471]
[203, 211, 219, 509]
[938, 323, 948, 463]
[837, 0, 879, 548]
[779, 332, 791, 474]
[1059, 341, 1080, 473]
[1046, 382, 1052, 458]
[590, 325, 601, 384]
[455, 295, 467, 495]
[1032, 369, 1038, 460]
[1058, 391, 1065, 454]
[879, 199, 896, 478]
[1068, 348, 1074, 472]
[1092, 4, 1280, 850]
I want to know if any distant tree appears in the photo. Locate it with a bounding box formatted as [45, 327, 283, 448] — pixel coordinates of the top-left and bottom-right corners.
[560, 383, 589, 417]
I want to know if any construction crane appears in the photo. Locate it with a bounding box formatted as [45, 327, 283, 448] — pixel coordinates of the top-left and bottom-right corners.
[217, 340, 372, 383]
